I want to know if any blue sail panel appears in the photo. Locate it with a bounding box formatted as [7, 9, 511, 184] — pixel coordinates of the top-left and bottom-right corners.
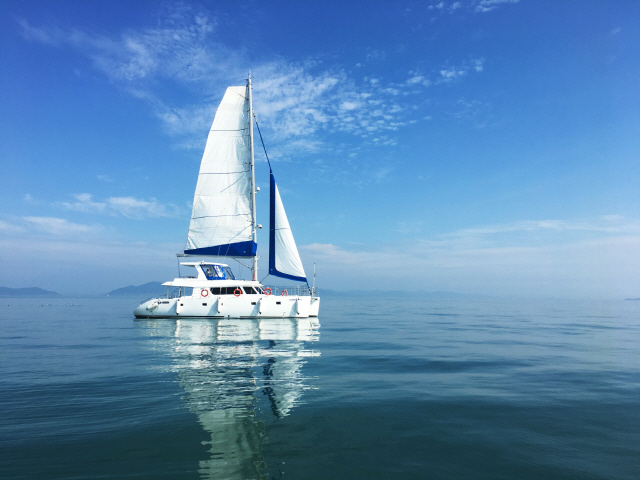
[269, 170, 307, 283]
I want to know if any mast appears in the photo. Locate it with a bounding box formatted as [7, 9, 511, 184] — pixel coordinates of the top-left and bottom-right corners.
[248, 74, 258, 280]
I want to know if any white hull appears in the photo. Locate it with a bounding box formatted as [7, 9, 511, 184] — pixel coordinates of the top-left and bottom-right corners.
[134, 294, 320, 319]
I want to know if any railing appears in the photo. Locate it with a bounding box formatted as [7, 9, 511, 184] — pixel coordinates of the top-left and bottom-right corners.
[168, 287, 193, 299]
[263, 286, 319, 297]
[139, 286, 318, 304]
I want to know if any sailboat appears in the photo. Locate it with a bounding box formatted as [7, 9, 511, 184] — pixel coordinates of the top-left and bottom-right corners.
[134, 76, 320, 319]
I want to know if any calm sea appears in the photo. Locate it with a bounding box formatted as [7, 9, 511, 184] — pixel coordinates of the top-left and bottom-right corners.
[1, 296, 639, 479]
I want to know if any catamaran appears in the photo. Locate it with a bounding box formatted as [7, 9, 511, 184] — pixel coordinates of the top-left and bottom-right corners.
[134, 76, 320, 319]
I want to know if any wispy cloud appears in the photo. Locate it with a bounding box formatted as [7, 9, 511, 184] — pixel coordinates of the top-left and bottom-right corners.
[448, 98, 491, 126]
[427, 1, 519, 15]
[301, 216, 640, 298]
[23, 216, 99, 236]
[17, 5, 487, 160]
[449, 216, 640, 238]
[59, 193, 181, 218]
[24, 193, 38, 204]
[0, 219, 25, 234]
[438, 58, 485, 83]
[475, 0, 520, 14]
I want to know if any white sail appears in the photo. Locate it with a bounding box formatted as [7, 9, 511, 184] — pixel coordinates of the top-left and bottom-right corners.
[269, 172, 307, 282]
[184, 86, 256, 257]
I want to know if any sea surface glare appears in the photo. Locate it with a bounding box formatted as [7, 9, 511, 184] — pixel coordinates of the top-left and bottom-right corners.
[0, 296, 639, 479]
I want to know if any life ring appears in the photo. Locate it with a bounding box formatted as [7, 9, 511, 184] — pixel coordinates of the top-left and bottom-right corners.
[233, 288, 242, 297]
[264, 287, 272, 296]
[281, 290, 288, 296]
[201, 289, 208, 297]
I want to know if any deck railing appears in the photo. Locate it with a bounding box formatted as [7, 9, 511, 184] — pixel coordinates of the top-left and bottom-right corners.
[262, 285, 319, 297]
[139, 286, 318, 304]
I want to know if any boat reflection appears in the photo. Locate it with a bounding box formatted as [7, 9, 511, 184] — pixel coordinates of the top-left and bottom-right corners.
[140, 317, 320, 479]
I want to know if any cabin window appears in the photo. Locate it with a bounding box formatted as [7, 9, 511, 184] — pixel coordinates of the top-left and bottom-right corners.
[210, 286, 243, 295]
[203, 265, 225, 280]
[202, 303, 207, 306]
[244, 286, 257, 294]
[276, 301, 281, 305]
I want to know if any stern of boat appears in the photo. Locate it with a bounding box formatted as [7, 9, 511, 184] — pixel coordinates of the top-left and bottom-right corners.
[309, 296, 320, 317]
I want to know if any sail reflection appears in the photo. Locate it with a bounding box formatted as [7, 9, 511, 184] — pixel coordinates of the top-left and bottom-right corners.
[139, 317, 320, 479]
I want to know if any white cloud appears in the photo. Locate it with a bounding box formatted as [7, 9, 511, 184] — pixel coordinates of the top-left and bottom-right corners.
[407, 75, 431, 87]
[0, 219, 25, 234]
[17, 19, 59, 45]
[427, 0, 519, 15]
[300, 216, 640, 298]
[374, 167, 393, 182]
[340, 101, 360, 111]
[17, 6, 487, 159]
[450, 216, 640, 238]
[475, 0, 520, 13]
[23, 217, 98, 236]
[59, 193, 181, 218]
[440, 68, 467, 80]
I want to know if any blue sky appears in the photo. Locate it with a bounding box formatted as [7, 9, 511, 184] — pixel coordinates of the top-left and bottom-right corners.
[1, 0, 639, 298]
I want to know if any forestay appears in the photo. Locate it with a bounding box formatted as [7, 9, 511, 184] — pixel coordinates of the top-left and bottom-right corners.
[269, 169, 307, 282]
[184, 86, 257, 257]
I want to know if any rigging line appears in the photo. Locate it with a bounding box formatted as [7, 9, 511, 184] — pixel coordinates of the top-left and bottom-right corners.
[234, 258, 252, 270]
[253, 113, 272, 169]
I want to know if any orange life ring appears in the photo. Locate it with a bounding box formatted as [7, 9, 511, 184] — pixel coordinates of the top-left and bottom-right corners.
[264, 287, 272, 296]
[281, 289, 288, 296]
[233, 288, 242, 297]
[201, 289, 208, 297]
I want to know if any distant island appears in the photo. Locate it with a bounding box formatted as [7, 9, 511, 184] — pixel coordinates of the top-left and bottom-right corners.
[106, 282, 166, 297]
[0, 286, 60, 297]
[625, 298, 640, 301]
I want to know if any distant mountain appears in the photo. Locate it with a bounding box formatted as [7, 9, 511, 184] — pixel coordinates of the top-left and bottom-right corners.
[0, 286, 60, 297]
[106, 282, 166, 297]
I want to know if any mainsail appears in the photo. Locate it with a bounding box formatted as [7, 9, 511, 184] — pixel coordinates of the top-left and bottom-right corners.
[184, 86, 256, 257]
[268, 169, 307, 283]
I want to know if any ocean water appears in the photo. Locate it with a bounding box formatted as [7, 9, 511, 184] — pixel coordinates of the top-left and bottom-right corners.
[1, 296, 639, 479]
